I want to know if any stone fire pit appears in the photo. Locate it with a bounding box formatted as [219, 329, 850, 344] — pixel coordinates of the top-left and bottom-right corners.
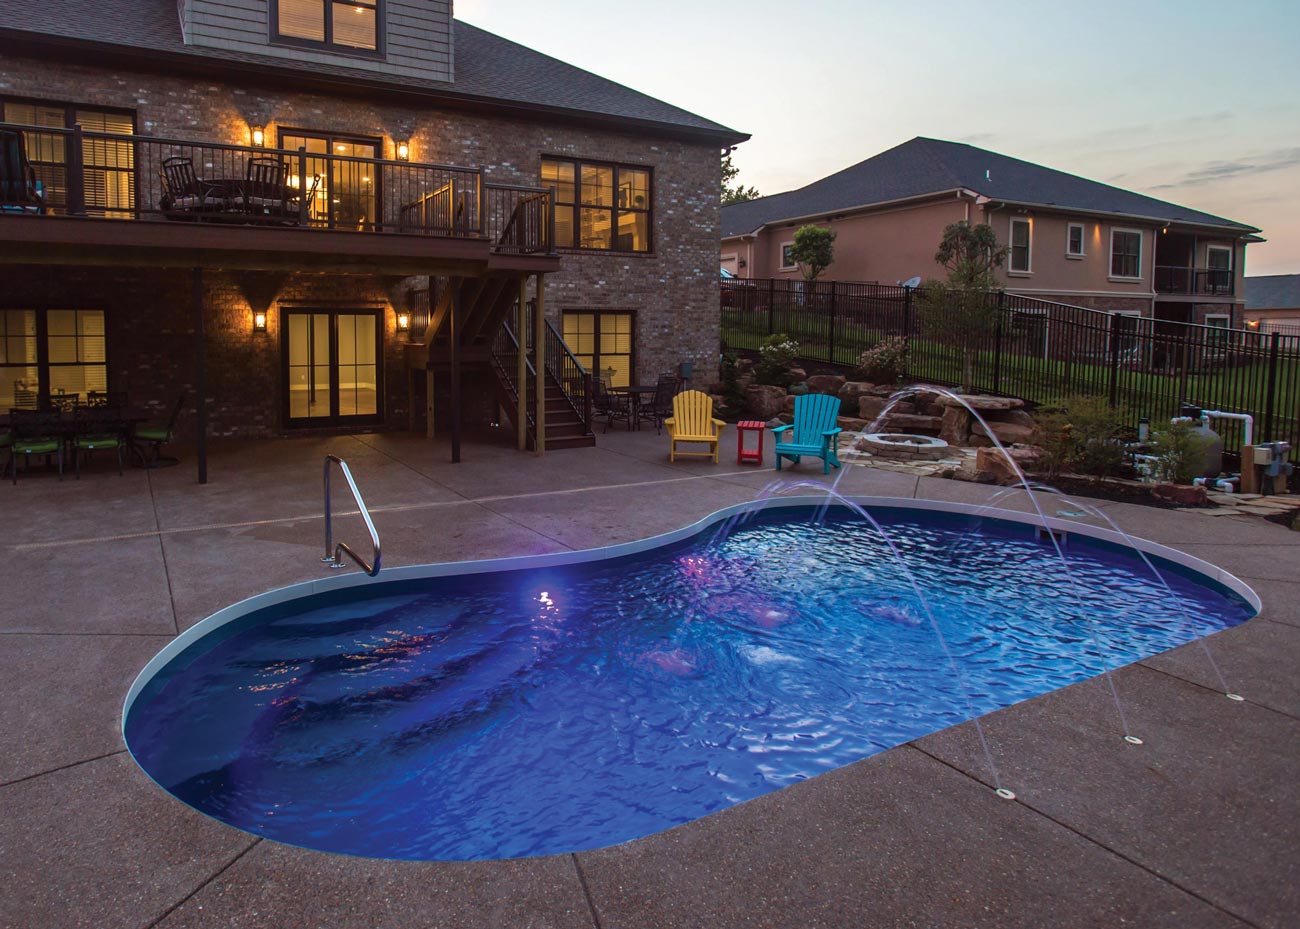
[856, 433, 951, 461]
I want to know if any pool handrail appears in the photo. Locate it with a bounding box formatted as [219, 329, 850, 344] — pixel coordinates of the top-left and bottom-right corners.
[322, 455, 381, 577]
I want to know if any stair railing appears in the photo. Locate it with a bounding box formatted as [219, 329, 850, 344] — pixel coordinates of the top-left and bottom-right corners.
[542, 319, 593, 433]
[489, 319, 537, 431]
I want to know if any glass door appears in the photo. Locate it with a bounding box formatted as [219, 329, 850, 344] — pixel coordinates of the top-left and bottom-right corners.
[279, 130, 381, 231]
[282, 309, 381, 427]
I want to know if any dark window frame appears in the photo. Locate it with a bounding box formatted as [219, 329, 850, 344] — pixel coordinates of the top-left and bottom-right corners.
[541, 156, 653, 255]
[0, 96, 137, 217]
[270, 0, 386, 59]
[279, 305, 385, 429]
[278, 127, 384, 231]
[0, 306, 109, 411]
[561, 309, 638, 386]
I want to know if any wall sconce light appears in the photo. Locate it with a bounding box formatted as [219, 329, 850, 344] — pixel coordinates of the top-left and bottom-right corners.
[251, 126, 265, 147]
[396, 312, 411, 332]
[252, 311, 268, 332]
[396, 140, 411, 161]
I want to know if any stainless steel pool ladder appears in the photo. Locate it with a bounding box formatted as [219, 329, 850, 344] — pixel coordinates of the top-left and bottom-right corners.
[322, 455, 381, 576]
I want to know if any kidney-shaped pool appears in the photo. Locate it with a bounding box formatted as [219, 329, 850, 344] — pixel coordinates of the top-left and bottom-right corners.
[124, 499, 1256, 860]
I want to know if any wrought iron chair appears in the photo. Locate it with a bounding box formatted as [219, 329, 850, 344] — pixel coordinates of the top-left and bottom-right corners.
[243, 157, 320, 225]
[158, 156, 227, 218]
[7, 408, 63, 484]
[131, 391, 185, 468]
[639, 374, 679, 434]
[71, 401, 124, 478]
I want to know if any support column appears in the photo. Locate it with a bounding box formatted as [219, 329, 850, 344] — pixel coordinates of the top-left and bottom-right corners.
[424, 368, 435, 439]
[534, 274, 546, 456]
[517, 274, 528, 451]
[449, 277, 462, 464]
[192, 267, 208, 485]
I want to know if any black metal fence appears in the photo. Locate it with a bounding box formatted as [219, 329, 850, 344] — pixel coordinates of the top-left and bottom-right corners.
[722, 278, 1300, 469]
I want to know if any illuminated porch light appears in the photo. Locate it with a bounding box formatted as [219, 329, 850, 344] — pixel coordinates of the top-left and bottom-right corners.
[396, 312, 411, 332]
[252, 311, 268, 332]
[396, 140, 411, 161]
[251, 126, 265, 147]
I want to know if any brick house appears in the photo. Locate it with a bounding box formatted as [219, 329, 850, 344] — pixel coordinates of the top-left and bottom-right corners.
[0, 0, 745, 480]
[722, 137, 1262, 331]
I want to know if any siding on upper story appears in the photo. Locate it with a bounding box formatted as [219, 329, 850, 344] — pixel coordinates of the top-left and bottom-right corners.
[177, 0, 453, 84]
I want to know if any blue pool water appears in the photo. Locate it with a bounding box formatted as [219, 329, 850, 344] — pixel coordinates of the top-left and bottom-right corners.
[125, 505, 1254, 861]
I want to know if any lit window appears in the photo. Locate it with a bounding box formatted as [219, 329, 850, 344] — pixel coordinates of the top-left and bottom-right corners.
[542, 157, 651, 252]
[1110, 229, 1143, 279]
[1009, 218, 1031, 272]
[0, 309, 107, 409]
[275, 0, 379, 53]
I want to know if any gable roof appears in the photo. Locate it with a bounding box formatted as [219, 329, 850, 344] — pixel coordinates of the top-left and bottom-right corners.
[723, 137, 1256, 238]
[1244, 274, 1300, 309]
[0, 2, 745, 145]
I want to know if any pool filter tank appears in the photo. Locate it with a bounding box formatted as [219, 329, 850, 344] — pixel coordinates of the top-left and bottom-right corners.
[1180, 405, 1224, 479]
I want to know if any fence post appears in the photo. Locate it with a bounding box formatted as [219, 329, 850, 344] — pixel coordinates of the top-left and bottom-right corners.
[993, 291, 1005, 395]
[1263, 331, 1281, 442]
[827, 281, 837, 364]
[1107, 310, 1123, 408]
[66, 125, 86, 216]
[767, 279, 775, 336]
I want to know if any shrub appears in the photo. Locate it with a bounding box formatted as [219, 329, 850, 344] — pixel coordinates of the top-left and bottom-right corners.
[717, 352, 747, 418]
[854, 337, 908, 383]
[1150, 420, 1213, 484]
[1032, 395, 1129, 481]
[755, 333, 799, 386]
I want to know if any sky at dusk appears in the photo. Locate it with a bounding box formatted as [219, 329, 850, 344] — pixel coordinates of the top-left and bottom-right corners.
[458, 0, 1300, 275]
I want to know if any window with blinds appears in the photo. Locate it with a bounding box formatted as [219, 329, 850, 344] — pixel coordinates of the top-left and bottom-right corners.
[0, 101, 135, 217]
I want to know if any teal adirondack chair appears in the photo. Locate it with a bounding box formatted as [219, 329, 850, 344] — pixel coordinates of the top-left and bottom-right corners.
[771, 393, 843, 474]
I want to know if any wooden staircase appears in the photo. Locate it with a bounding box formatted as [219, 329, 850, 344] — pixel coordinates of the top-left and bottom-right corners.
[406, 274, 595, 451]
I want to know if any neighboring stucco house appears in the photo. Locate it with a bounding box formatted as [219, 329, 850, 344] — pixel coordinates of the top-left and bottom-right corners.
[1244, 274, 1300, 334]
[721, 138, 1261, 330]
[0, 0, 745, 478]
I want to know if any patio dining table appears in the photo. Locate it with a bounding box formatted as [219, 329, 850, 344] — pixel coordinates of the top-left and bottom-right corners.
[606, 385, 659, 431]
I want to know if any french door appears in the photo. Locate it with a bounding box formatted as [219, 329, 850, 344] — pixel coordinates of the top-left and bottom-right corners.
[282, 309, 382, 427]
[279, 130, 381, 231]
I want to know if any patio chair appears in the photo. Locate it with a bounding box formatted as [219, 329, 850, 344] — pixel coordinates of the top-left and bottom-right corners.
[131, 391, 185, 468]
[243, 157, 320, 224]
[0, 129, 45, 214]
[595, 375, 632, 432]
[7, 408, 63, 484]
[665, 389, 725, 463]
[772, 393, 843, 474]
[158, 157, 227, 218]
[71, 402, 124, 479]
[639, 373, 679, 434]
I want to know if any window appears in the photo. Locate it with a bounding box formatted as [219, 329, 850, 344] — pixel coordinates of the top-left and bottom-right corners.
[1066, 223, 1085, 258]
[0, 309, 107, 410]
[562, 311, 635, 386]
[1009, 218, 1031, 272]
[780, 242, 797, 270]
[1, 99, 135, 217]
[281, 309, 382, 425]
[274, 0, 381, 53]
[1206, 246, 1233, 294]
[1110, 228, 1143, 279]
[542, 158, 651, 252]
[279, 130, 381, 230]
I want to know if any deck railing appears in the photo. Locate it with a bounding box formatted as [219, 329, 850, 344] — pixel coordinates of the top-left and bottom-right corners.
[0, 121, 553, 254]
[1154, 265, 1235, 296]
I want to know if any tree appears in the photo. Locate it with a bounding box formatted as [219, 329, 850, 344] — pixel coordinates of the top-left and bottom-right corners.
[789, 225, 836, 282]
[721, 150, 760, 205]
[915, 221, 1009, 392]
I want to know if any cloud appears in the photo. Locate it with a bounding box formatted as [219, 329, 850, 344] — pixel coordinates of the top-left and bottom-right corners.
[1150, 147, 1300, 189]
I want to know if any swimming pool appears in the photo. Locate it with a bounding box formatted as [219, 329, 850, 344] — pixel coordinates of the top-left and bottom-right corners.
[124, 498, 1257, 861]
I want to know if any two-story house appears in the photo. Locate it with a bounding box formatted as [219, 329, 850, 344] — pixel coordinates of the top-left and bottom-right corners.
[0, 0, 745, 479]
[722, 138, 1261, 335]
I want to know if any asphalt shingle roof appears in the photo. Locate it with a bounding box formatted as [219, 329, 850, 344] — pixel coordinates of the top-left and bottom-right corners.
[722, 137, 1256, 237]
[0, 1, 743, 141]
[1244, 274, 1300, 309]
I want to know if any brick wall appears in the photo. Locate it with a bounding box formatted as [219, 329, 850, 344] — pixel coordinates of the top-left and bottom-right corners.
[0, 55, 722, 435]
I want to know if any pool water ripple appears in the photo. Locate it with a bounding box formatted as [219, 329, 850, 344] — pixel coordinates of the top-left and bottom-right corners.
[125, 507, 1254, 861]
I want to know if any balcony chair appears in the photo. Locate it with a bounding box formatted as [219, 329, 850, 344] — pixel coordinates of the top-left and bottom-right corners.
[7, 408, 63, 484]
[665, 389, 725, 463]
[158, 156, 228, 218]
[0, 129, 45, 214]
[131, 392, 185, 469]
[243, 157, 320, 225]
[772, 393, 843, 474]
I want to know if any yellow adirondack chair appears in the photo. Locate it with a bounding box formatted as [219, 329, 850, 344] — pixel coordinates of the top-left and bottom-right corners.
[665, 389, 726, 462]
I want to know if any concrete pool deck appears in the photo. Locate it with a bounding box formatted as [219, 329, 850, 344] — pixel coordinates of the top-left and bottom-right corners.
[2, 427, 1297, 929]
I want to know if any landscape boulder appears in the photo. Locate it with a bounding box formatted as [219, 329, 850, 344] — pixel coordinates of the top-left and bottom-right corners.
[805, 374, 847, 395]
[975, 445, 1044, 485]
[971, 420, 1036, 445]
[938, 406, 972, 445]
[1153, 482, 1208, 506]
[744, 384, 787, 420]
